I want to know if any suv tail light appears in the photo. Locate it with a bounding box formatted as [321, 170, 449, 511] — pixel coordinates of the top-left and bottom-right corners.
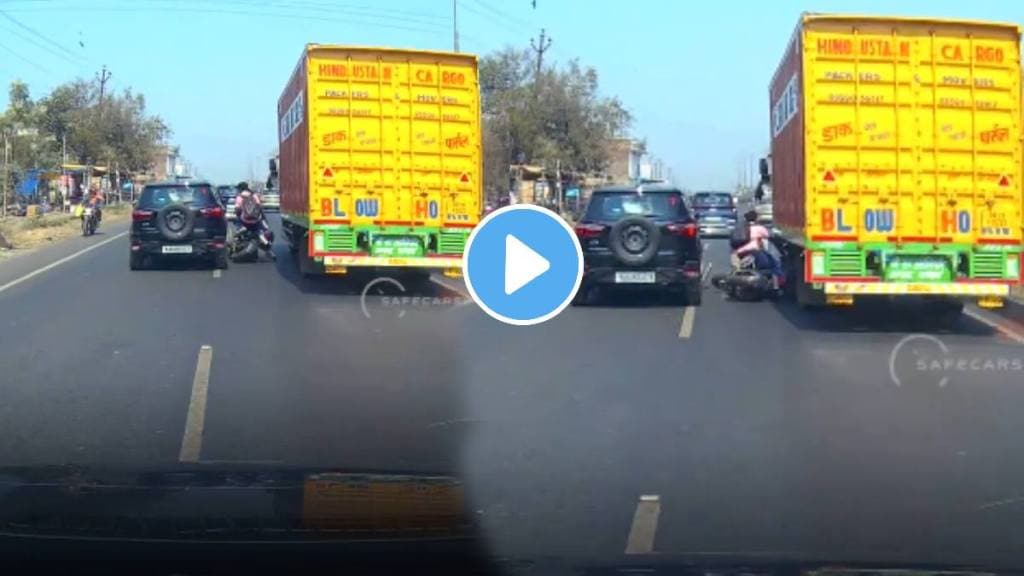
[667, 222, 698, 238]
[132, 209, 154, 222]
[575, 223, 606, 240]
[201, 206, 225, 218]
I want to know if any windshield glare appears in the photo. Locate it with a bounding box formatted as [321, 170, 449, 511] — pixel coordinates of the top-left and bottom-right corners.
[586, 192, 684, 220]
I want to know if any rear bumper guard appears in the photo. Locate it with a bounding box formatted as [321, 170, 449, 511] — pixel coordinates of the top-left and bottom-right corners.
[321, 254, 463, 269]
[824, 281, 1010, 296]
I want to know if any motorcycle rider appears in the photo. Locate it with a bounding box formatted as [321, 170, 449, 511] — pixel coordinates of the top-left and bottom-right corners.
[731, 209, 782, 288]
[83, 186, 103, 224]
[233, 181, 275, 260]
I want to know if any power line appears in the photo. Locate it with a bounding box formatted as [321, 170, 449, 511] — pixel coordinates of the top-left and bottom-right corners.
[471, 0, 530, 29]
[0, 11, 86, 67]
[0, 4, 451, 35]
[0, 39, 53, 75]
[0, 9, 83, 62]
[4, 0, 453, 27]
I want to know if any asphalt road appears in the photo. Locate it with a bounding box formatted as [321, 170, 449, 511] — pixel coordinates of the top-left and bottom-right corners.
[1, 215, 1023, 568]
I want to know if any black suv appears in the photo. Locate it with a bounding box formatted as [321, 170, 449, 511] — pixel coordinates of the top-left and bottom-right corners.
[574, 185, 702, 305]
[130, 180, 228, 270]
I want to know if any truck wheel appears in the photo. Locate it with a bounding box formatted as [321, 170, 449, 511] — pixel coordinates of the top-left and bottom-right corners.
[297, 230, 324, 277]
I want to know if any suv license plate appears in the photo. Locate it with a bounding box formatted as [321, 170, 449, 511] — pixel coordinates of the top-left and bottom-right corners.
[615, 271, 656, 284]
[162, 245, 193, 254]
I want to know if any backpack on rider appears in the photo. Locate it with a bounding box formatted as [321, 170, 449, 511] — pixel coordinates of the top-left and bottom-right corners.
[729, 217, 751, 250]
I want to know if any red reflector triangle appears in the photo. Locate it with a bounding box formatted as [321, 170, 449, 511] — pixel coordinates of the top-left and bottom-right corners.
[998, 175, 1010, 187]
[823, 170, 836, 182]
[459, 173, 470, 183]
[323, 167, 334, 178]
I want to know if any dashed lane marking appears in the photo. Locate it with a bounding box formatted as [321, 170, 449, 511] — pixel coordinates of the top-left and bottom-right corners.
[213, 269, 222, 279]
[625, 494, 661, 554]
[678, 306, 696, 339]
[179, 345, 213, 463]
[0, 231, 128, 294]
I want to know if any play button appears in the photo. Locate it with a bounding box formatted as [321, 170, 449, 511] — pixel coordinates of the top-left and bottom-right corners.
[504, 235, 550, 295]
[464, 204, 583, 326]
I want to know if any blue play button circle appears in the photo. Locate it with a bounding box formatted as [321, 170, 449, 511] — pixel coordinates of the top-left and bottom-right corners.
[464, 205, 583, 326]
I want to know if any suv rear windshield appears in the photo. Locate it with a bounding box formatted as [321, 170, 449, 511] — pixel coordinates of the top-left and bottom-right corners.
[139, 185, 217, 210]
[692, 193, 734, 207]
[585, 191, 686, 221]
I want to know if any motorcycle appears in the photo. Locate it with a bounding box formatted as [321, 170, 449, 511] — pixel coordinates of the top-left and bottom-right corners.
[81, 205, 99, 236]
[229, 221, 274, 262]
[711, 252, 784, 302]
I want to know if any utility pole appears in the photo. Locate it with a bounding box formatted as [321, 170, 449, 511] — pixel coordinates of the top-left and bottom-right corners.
[96, 65, 111, 108]
[530, 29, 552, 80]
[2, 132, 9, 220]
[555, 158, 562, 213]
[452, 0, 459, 52]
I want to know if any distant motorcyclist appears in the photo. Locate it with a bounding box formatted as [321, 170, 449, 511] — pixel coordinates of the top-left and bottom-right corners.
[84, 186, 104, 223]
[730, 209, 781, 287]
[233, 181, 275, 260]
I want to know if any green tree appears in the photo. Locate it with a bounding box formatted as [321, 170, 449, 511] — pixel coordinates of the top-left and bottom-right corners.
[479, 47, 633, 195]
[35, 78, 169, 175]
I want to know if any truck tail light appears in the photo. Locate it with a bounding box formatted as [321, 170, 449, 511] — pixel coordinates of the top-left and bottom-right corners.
[200, 206, 224, 218]
[313, 231, 325, 252]
[132, 209, 154, 222]
[810, 252, 826, 276]
[667, 222, 698, 238]
[1009, 253, 1022, 280]
[574, 223, 606, 240]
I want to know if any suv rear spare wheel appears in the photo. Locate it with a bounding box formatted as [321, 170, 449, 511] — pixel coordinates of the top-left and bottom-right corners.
[156, 204, 196, 241]
[609, 216, 660, 266]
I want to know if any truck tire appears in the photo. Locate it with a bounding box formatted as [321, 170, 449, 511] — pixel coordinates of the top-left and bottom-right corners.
[793, 251, 826, 308]
[297, 229, 324, 277]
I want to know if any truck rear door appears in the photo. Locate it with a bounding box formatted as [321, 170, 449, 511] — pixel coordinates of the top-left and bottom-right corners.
[804, 19, 1022, 251]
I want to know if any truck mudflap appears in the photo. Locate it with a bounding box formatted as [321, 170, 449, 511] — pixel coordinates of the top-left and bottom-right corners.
[824, 282, 1010, 296]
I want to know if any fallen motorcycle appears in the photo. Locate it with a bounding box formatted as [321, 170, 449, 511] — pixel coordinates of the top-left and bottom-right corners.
[229, 224, 274, 262]
[710, 254, 783, 302]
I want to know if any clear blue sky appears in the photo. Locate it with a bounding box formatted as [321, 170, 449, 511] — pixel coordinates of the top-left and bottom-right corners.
[0, 0, 1020, 188]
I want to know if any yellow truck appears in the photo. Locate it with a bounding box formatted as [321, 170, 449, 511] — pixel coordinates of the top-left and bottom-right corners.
[768, 14, 1023, 311]
[277, 45, 482, 277]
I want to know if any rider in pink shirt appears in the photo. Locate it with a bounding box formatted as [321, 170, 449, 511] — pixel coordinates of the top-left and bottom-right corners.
[731, 210, 782, 287]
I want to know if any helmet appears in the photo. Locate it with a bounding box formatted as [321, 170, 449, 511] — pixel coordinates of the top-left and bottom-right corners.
[744, 209, 757, 223]
[236, 181, 250, 192]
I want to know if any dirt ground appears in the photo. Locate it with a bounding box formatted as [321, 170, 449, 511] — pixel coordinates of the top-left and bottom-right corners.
[0, 205, 130, 253]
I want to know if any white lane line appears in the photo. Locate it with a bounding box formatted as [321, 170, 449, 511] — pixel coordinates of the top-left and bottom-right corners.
[965, 309, 1024, 345]
[179, 345, 213, 463]
[212, 269, 222, 279]
[678, 306, 696, 339]
[625, 494, 661, 554]
[701, 262, 713, 284]
[0, 231, 128, 294]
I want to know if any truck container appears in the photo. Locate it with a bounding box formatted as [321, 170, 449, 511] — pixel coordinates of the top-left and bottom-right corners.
[277, 45, 481, 277]
[769, 14, 1023, 310]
